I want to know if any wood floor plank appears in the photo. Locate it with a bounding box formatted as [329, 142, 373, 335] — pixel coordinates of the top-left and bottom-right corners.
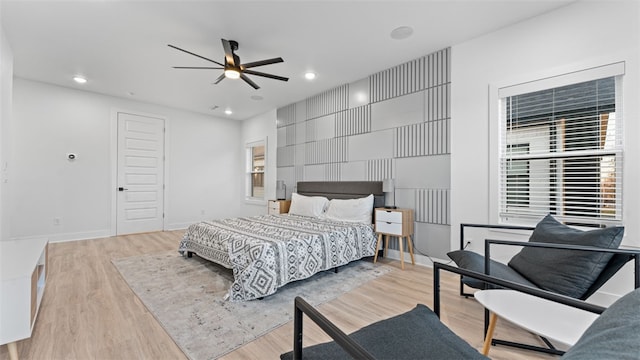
[1, 231, 555, 360]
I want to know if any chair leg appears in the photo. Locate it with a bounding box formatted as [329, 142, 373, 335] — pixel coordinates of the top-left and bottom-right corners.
[482, 313, 498, 355]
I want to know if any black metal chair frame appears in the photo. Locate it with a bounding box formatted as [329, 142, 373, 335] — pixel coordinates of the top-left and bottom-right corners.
[291, 263, 611, 360]
[458, 223, 640, 354]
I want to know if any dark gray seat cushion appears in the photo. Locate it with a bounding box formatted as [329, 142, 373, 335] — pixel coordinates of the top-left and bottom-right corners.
[508, 214, 624, 299]
[280, 304, 488, 360]
[562, 287, 640, 359]
[447, 250, 536, 289]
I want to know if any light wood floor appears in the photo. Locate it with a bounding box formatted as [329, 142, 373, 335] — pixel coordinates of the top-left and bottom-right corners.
[1, 231, 557, 360]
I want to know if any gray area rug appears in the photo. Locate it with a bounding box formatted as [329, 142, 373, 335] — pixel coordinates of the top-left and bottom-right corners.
[112, 252, 390, 360]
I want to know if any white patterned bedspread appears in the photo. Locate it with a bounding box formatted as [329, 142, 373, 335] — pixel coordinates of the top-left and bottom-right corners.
[178, 214, 377, 301]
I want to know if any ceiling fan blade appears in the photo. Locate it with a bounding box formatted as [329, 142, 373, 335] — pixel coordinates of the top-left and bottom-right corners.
[213, 73, 226, 84]
[168, 44, 224, 67]
[241, 57, 284, 69]
[240, 74, 260, 89]
[173, 66, 223, 70]
[221, 39, 236, 67]
[243, 69, 289, 82]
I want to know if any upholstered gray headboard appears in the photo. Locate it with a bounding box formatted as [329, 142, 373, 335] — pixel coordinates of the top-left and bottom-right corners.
[296, 181, 385, 208]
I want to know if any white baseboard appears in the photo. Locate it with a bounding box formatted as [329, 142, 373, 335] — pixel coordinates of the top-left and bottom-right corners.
[11, 229, 112, 243]
[165, 222, 192, 231]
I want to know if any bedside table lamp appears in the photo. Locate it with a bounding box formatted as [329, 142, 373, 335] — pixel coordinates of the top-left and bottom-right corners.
[276, 180, 286, 200]
[382, 178, 396, 209]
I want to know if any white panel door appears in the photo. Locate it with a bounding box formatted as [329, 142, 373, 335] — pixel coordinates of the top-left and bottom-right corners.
[117, 113, 165, 235]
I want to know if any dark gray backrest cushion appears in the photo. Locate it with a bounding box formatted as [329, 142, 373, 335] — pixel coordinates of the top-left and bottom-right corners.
[508, 214, 624, 299]
[447, 250, 536, 289]
[562, 287, 640, 360]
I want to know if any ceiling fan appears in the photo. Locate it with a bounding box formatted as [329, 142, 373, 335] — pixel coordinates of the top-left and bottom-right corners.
[168, 39, 289, 90]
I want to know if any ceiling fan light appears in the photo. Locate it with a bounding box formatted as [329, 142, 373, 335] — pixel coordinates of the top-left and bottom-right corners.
[224, 69, 240, 79]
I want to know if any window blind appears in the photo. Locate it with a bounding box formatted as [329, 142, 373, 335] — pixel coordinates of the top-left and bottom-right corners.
[499, 76, 622, 226]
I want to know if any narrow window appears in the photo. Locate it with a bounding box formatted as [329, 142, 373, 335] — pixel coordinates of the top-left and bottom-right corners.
[246, 140, 265, 200]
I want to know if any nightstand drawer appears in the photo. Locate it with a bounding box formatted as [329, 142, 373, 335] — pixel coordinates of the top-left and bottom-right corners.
[375, 209, 403, 223]
[268, 200, 291, 215]
[375, 221, 402, 235]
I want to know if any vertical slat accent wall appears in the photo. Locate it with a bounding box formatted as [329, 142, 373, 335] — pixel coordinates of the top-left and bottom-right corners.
[305, 138, 348, 165]
[335, 105, 371, 137]
[306, 85, 349, 120]
[276, 146, 295, 167]
[366, 159, 393, 181]
[369, 48, 449, 103]
[276, 46, 452, 259]
[415, 189, 450, 225]
[277, 103, 296, 128]
[394, 119, 450, 158]
[325, 163, 341, 181]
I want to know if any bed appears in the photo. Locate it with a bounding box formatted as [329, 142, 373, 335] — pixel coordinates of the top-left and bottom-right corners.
[178, 181, 385, 301]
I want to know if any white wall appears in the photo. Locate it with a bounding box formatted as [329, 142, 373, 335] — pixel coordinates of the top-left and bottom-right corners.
[240, 109, 277, 216]
[10, 78, 243, 241]
[0, 22, 12, 242]
[451, 1, 640, 297]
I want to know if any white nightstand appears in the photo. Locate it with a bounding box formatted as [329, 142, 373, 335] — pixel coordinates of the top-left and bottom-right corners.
[268, 200, 291, 215]
[1, 237, 49, 360]
[373, 208, 415, 270]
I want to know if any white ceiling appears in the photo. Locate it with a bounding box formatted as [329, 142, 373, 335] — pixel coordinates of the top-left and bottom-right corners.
[1, 0, 573, 120]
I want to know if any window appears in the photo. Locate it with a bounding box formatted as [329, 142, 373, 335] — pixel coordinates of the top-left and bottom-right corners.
[498, 64, 623, 226]
[246, 140, 265, 200]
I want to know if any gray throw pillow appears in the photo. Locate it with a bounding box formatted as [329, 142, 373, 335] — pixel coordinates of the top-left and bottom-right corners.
[562, 288, 640, 359]
[508, 214, 624, 299]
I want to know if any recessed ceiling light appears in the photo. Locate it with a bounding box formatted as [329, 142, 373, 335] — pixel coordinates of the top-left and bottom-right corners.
[251, 95, 264, 101]
[224, 109, 233, 115]
[304, 72, 316, 80]
[390, 26, 413, 40]
[73, 76, 87, 84]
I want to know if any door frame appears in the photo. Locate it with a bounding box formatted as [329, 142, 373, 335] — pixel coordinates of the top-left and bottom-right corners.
[110, 108, 169, 236]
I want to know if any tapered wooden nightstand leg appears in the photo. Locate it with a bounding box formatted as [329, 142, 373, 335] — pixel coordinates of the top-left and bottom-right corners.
[482, 312, 498, 355]
[374, 233, 383, 263]
[7, 341, 18, 360]
[398, 236, 405, 270]
[407, 235, 415, 265]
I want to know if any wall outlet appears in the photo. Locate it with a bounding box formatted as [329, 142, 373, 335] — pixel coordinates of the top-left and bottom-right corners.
[53, 217, 61, 226]
[200, 210, 205, 216]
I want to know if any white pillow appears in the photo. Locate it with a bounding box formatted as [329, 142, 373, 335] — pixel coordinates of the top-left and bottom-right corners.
[288, 193, 329, 218]
[324, 194, 374, 224]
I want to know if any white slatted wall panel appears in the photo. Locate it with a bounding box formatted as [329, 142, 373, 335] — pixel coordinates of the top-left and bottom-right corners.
[277, 103, 296, 128]
[306, 85, 349, 119]
[369, 48, 450, 103]
[335, 105, 371, 137]
[276, 146, 295, 167]
[415, 189, 450, 225]
[282, 124, 296, 146]
[325, 163, 341, 181]
[394, 119, 450, 158]
[366, 159, 393, 181]
[305, 137, 348, 165]
[425, 83, 451, 121]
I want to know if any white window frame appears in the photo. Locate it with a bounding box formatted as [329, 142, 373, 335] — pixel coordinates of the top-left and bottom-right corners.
[245, 138, 267, 204]
[489, 62, 625, 227]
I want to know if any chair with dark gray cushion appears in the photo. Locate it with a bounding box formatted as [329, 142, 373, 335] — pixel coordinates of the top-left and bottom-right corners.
[281, 263, 640, 360]
[449, 214, 633, 300]
[448, 214, 638, 354]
